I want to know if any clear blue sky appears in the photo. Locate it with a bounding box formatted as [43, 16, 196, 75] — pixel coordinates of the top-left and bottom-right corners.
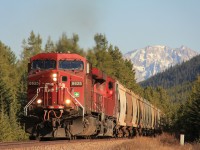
[0, 0, 200, 57]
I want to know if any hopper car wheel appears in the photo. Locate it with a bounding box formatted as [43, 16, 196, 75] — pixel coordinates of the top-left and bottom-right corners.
[85, 136, 91, 139]
[71, 136, 77, 140]
[138, 128, 142, 136]
[117, 129, 123, 138]
[135, 129, 139, 137]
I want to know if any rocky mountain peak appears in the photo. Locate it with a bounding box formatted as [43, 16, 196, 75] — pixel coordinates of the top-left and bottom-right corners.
[124, 45, 198, 82]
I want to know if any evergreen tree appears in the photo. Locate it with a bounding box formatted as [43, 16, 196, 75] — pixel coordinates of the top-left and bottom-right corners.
[0, 42, 18, 112]
[45, 36, 56, 52]
[0, 41, 27, 141]
[56, 33, 85, 56]
[18, 31, 43, 111]
[27, 31, 42, 55]
[87, 49, 98, 66]
[184, 77, 200, 140]
[143, 86, 174, 130]
[9, 101, 27, 141]
[108, 45, 139, 92]
[92, 34, 114, 75]
[87, 34, 140, 93]
[87, 34, 115, 76]
[173, 76, 200, 141]
[108, 45, 123, 78]
[0, 107, 12, 141]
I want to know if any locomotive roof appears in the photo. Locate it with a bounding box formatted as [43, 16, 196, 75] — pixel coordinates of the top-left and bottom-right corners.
[30, 52, 86, 61]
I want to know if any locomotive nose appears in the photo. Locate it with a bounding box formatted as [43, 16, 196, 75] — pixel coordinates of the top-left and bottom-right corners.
[46, 72, 70, 107]
[39, 71, 83, 109]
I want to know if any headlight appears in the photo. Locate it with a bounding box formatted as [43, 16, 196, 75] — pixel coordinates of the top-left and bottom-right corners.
[52, 73, 57, 78]
[52, 73, 57, 81]
[53, 77, 57, 81]
[65, 99, 71, 105]
[37, 99, 42, 104]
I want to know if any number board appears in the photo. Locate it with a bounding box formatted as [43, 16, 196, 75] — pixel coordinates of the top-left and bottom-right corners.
[29, 81, 39, 86]
[70, 81, 83, 87]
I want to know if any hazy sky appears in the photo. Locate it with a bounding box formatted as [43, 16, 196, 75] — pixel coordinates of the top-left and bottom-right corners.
[0, 0, 200, 57]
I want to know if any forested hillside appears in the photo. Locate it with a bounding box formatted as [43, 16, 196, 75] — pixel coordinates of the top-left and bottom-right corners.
[141, 54, 200, 88]
[140, 54, 200, 103]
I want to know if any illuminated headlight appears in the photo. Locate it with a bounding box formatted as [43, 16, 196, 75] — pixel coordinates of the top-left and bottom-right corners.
[65, 99, 71, 105]
[52, 73, 57, 78]
[53, 77, 57, 81]
[37, 99, 42, 104]
[52, 73, 57, 81]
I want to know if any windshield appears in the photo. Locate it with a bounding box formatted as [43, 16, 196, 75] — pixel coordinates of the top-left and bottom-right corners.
[59, 60, 84, 70]
[32, 60, 56, 70]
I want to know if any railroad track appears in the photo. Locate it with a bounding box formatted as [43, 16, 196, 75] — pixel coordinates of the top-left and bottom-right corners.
[0, 138, 131, 150]
[0, 141, 43, 149]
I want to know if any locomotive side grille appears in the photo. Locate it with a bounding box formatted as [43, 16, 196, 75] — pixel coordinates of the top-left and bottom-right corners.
[92, 92, 105, 113]
[95, 93, 103, 112]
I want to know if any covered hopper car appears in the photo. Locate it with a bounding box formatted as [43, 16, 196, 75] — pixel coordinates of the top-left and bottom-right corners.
[24, 52, 161, 139]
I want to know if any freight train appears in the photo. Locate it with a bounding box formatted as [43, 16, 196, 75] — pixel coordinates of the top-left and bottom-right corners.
[24, 52, 161, 140]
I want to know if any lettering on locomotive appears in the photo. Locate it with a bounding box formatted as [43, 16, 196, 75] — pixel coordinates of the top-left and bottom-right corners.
[70, 81, 83, 87]
[28, 81, 39, 86]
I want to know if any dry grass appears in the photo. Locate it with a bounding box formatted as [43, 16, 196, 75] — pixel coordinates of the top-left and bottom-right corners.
[8, 133, 200, 150]
[113, 133, 200, 150]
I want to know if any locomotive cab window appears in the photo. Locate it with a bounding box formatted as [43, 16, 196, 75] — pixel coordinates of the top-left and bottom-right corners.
[32, 60, 56, 70]
[59, 60, 84, 71]
[44, 60, 56, 69]
[32, 60, 44, 70]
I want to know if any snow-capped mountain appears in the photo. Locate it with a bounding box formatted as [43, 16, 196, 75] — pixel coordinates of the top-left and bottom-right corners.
[124, 45, 198, 82]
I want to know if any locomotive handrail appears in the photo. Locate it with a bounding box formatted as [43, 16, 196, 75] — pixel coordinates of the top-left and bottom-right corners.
[24, 87, 43, 116]
[65, 87, 85, 120]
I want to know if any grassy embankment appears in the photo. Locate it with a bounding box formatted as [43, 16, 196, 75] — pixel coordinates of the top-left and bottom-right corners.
[113, 133, 200, 150]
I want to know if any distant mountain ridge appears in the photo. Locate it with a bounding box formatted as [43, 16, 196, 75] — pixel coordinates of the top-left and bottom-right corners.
[124, 45, 198, 82]
[140, 54, 200, 103]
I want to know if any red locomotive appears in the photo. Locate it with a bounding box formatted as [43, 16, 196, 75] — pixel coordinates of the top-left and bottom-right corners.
[24, 52, 161, 139]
